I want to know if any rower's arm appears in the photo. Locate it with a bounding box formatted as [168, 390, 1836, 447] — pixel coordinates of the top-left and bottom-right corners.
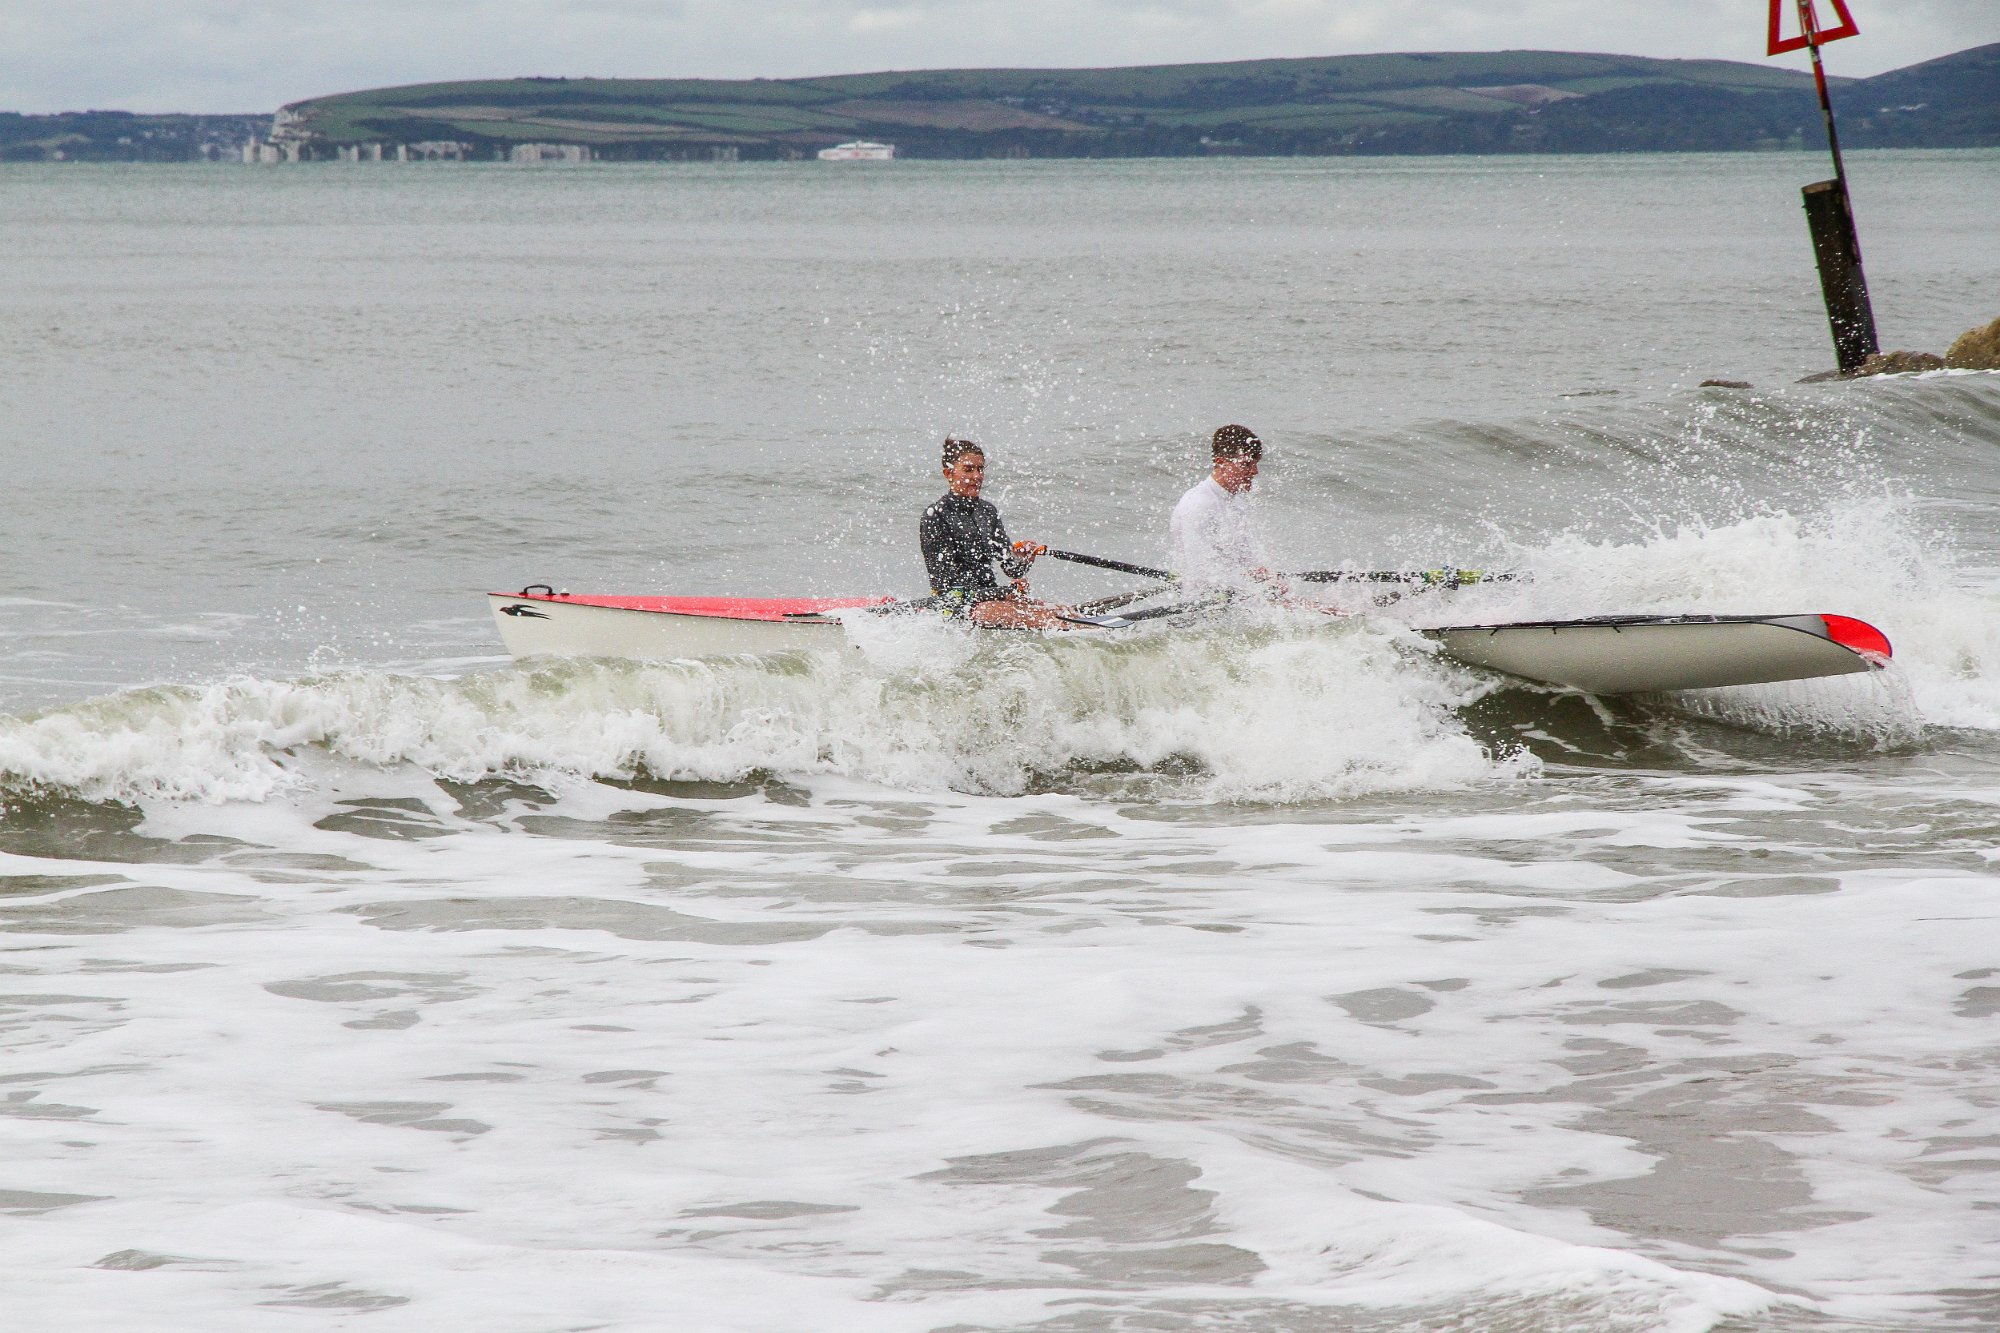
[989, 510, 1032, 578]
[919, 505, 963, 593]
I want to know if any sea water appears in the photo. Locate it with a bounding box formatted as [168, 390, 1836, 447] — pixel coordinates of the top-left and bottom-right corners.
[2, 153, 1999, 1331]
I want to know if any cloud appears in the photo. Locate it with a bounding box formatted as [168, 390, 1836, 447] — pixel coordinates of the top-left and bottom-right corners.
[3, 0, 1994, 113]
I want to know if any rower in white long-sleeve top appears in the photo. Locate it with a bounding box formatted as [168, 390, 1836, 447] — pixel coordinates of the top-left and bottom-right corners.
[1168, 424, 1290, 597]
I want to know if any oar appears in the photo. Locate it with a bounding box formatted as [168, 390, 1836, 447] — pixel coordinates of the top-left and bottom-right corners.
[1043, 549, 1175, 581]
[1072, 582, 1178, 614]
[1116, 595, 1234, 623]
[1047, 548, 1524, 590]
[1289, 568, 1528, 588]
[1061, 594, 1235, 630]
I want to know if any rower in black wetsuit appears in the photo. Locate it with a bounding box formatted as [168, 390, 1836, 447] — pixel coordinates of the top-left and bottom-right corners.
[919, 438, 1069, 630]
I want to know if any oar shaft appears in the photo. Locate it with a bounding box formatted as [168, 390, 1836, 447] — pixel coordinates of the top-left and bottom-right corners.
[1290, 568, 1526, 586]
[1113, 595, 1234, 624]
[1043, 549, 1523, 589]
[1044, 549, 1175, 580]
[1073, 582, 1177, 614]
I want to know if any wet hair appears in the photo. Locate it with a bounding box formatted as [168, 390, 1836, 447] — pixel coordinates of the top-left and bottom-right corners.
[942, 436, 985, 468]
[1211, 424, 1263, 461]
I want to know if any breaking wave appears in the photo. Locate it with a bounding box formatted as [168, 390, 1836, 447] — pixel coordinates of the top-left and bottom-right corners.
[8, 374, 1999, 808]
[0, 615, 1520, 806]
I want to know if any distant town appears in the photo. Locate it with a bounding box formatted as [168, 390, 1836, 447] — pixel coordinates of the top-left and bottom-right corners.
[5, 43, 1995, 164]
[0, 111, 270, 162]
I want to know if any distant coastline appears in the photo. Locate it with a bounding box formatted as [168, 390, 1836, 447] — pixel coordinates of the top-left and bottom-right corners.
[0, 111, 268, 162]
[7, 44, 1996, 164]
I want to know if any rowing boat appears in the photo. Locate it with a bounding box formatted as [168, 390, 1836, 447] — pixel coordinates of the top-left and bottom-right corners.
[1422, 612, 1890, 694]
[487, 589, 1893, 695]
[491, 592, 891, 660]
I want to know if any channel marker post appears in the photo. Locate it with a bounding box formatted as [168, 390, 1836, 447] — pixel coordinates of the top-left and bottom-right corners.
[1770, 0, 1879, 373]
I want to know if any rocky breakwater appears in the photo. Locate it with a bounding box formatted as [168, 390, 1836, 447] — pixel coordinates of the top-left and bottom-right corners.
[1844, 314, 2000, 378]
[1947, 317, 2000, 371]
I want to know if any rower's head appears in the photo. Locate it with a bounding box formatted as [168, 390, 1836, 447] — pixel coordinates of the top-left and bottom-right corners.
[942, 437, 986, 499]
[1210, 424, 1262, 493]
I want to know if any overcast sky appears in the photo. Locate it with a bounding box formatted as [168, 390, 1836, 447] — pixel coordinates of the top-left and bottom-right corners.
[7, 0, 1997, 114]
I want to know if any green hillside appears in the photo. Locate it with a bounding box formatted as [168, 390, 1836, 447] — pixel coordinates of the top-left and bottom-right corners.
[276, 50, 1864, 159]
[5, 45, 1992, 163]
[1836, 41, 2000, 145]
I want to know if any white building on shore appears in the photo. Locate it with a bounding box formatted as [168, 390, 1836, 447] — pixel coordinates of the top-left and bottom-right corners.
[817, 140, 896, 161]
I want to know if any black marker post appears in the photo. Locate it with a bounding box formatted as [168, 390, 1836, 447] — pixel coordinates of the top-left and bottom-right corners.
[1772, 0, 1879, 374]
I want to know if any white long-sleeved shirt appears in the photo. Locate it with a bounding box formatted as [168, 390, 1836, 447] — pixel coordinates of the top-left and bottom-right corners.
[1169, 476, 1266, 588]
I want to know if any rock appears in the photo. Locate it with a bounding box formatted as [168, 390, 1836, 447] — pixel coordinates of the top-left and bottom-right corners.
[1700, 379, 1753, 389]
[1848, 350, 1945, 378]
[1947, 317, 2000, 370]
[1797, 369, 1843, 384]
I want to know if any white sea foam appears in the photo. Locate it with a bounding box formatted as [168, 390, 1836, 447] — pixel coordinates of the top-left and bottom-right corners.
[4, 774, 1996, 1329]
[0, 613, 1524, 805]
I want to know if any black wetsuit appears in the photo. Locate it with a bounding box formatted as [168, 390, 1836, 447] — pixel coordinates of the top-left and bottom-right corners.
[920, 493, 1030, 611]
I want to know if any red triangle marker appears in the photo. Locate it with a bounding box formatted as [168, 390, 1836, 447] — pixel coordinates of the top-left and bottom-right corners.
[1769, 0, 1861, 56]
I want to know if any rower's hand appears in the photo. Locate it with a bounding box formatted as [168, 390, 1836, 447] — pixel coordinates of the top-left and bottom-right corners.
[1249, 566, 1293, 596]
[1012, 541, 1047, 562]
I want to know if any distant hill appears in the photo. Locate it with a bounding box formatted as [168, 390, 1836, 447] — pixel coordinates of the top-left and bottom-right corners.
[265, 45, 2000, 160]
[2, 45, 1993, 163]
[1836, 41, 2000, 145]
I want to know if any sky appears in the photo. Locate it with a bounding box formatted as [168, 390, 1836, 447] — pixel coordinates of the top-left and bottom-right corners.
[6, 0, 1998, 114]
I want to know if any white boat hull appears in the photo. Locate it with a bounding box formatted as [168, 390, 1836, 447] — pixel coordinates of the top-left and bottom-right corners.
[489, 593, 1891, 695]
[1423, 614, 1883, 694]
